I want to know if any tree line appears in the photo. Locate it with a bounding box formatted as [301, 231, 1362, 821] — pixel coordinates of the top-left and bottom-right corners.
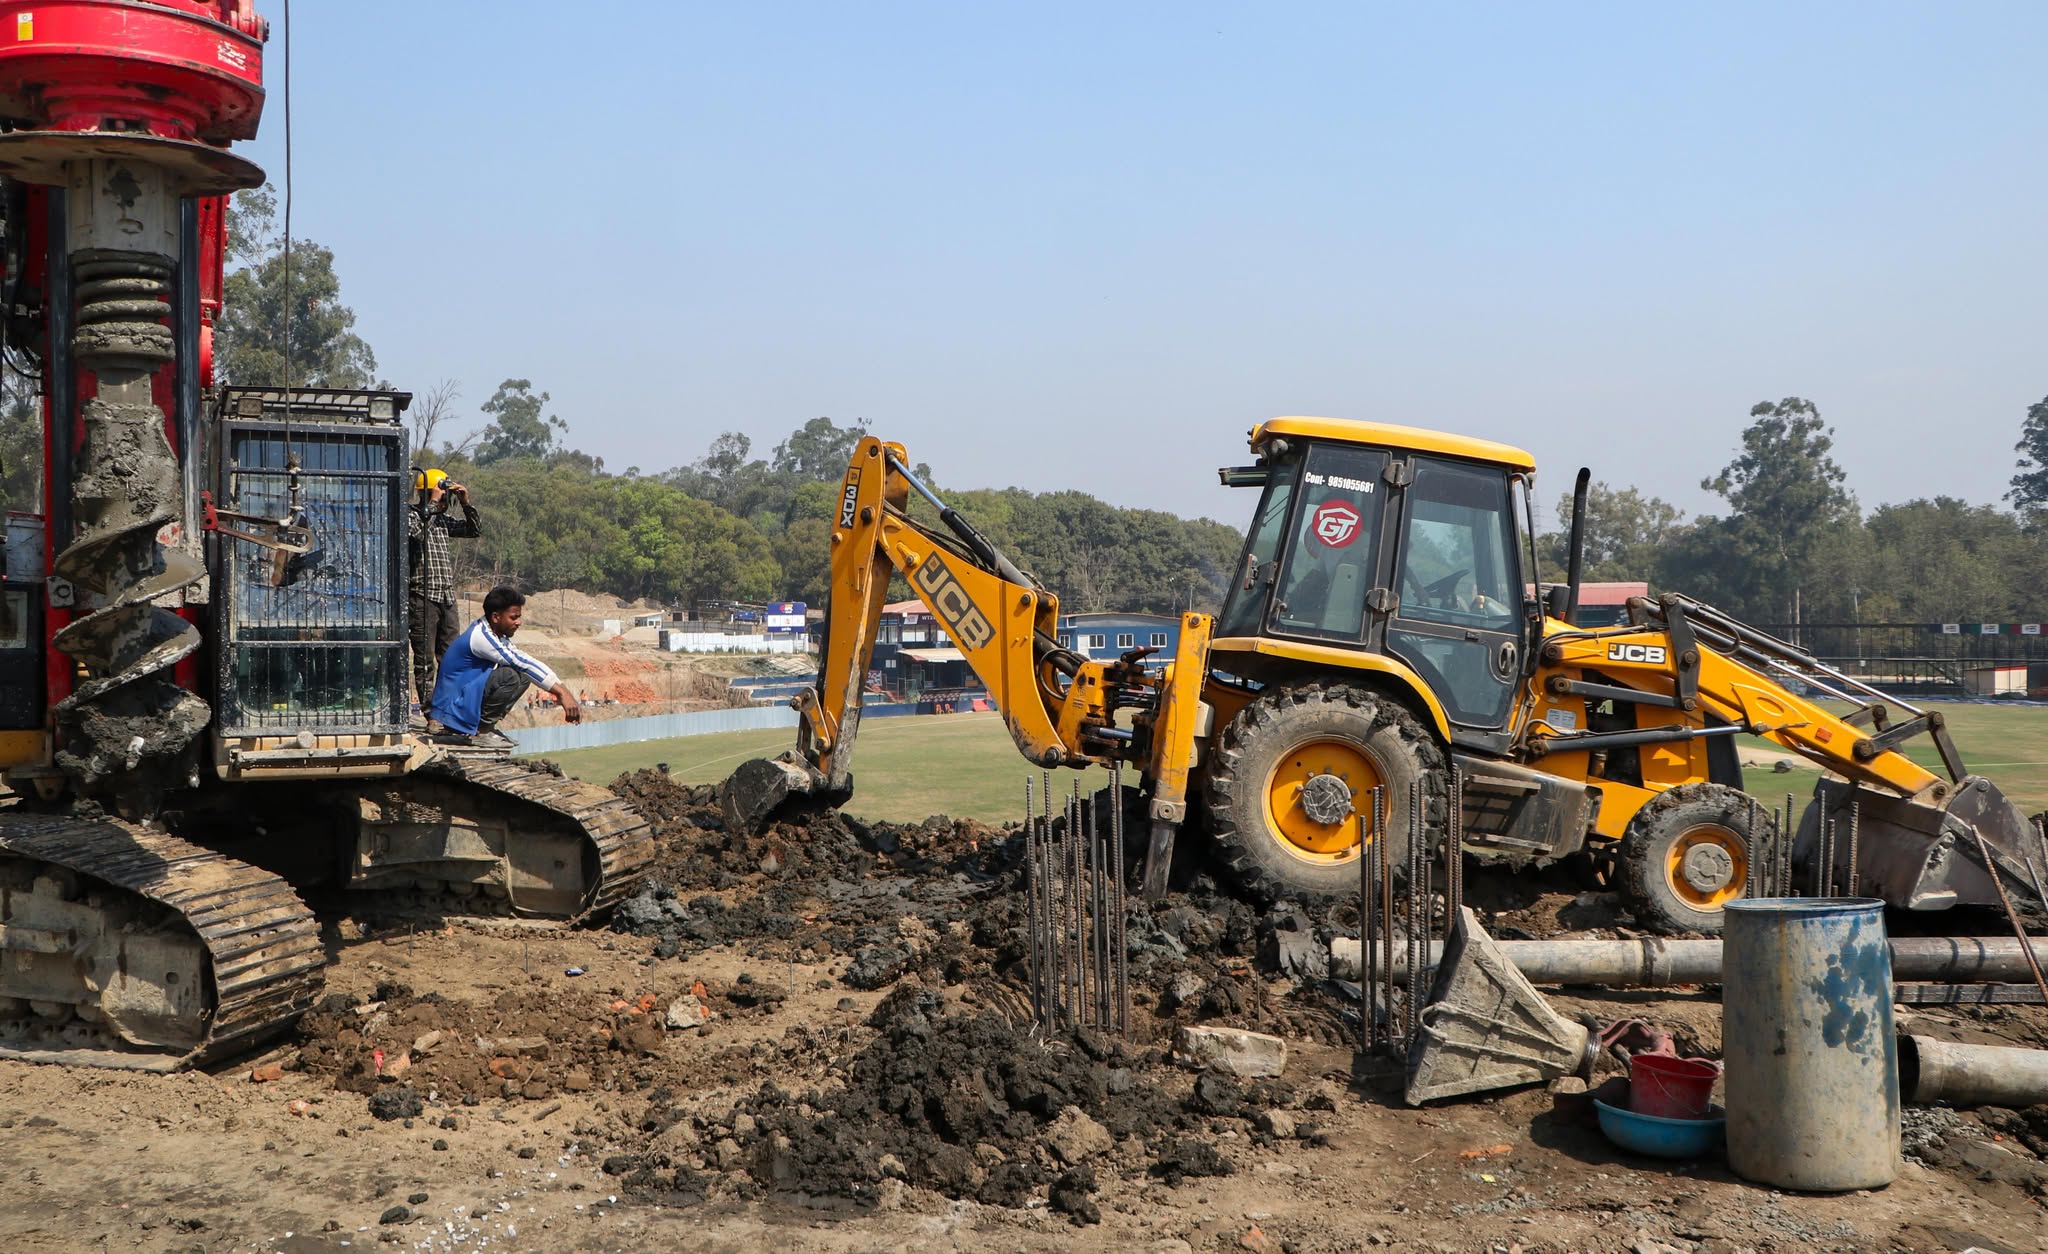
[1544, 396, 2048, 633]
[4, 186, 2047, 638]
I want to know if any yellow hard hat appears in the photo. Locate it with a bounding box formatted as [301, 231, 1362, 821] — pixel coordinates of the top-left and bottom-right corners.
[415, 467, 448, 492]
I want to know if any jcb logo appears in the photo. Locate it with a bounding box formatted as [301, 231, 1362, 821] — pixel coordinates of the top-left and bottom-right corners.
[838, 468, 862, 530]
[1606, 643, 1668, 665]
[912, 554, 996, 652]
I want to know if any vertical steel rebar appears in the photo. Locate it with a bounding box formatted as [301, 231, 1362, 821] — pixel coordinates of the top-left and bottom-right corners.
[1744, 795, 1759, 899]
[1092, 797, 1107, 1031]
[1426, 776, 1437, 1020]
[1024, 776, 1041, 1024]
[1846, 796, 1861, 898]
[1405, 779, 1422, 1045]
[1823, 814, 1837, 898]
[1073, 782, 1089, 1028]
[2021, 817, 2048, 925]
[1359, 792, 1375, 1053]
[1783, 794, 1797, 897]
[1377, 784, 1393, 1056]
[1111, 763, 1128, 1037]
[1453, 768, 1465, 923]
[1970, 826, 2048, 1007]
[1071, 783, 1085, 1028]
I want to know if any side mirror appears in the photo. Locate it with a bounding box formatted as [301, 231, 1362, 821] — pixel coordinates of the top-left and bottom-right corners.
[1544, 585, 1571, 621]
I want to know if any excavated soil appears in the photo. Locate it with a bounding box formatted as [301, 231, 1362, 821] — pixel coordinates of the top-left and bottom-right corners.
[2, 768, 2047, 1250]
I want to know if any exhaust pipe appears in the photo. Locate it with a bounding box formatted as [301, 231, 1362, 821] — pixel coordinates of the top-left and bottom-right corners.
[1563, 468, 1591, 626]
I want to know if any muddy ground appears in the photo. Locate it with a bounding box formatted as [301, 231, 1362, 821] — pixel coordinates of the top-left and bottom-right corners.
[2, 770, 2046, 1252]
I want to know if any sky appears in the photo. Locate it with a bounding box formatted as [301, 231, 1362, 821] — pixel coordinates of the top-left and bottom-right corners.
[241, 2, 2048, 529]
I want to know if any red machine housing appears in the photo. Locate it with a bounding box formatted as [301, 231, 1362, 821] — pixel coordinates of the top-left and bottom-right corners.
[0, 1, 265, 141]
[0, 0, 266, 714]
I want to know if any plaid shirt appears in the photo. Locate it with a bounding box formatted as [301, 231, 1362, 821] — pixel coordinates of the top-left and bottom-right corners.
[407, 498, 480, 603]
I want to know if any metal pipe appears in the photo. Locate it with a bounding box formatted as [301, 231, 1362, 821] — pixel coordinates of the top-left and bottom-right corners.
[1902, 1035, 2048, 1109]
[1563, 467, 1590, 626]
[1331, 934, 2048, 988]
[1526, 723, 1744, 759]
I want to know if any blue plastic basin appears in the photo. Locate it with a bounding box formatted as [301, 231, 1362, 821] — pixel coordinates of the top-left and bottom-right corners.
[1594, 1096, 1726, 1160]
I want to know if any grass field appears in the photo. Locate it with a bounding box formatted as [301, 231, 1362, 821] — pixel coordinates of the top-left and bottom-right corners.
[544, 702, 2048, 826]
[544, 712, 1112, 825]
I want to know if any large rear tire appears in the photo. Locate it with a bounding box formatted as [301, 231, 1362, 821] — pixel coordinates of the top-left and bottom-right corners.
[1206, 683, 1445, 902]
[1619, 782, 1768, 936]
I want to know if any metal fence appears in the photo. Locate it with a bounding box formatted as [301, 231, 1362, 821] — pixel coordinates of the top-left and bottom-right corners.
[1754, 623, 2048, 664]
[505, 705, 797, 754]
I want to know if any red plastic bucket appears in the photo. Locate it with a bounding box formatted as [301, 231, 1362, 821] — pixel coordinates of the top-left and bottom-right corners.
[1629, 1054, 1721, 1120]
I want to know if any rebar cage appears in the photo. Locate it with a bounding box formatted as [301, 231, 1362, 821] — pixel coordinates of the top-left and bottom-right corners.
[209, 389, 411, 737]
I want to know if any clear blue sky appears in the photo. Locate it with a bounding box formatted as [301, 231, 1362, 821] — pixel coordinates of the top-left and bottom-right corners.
[244, 2, 2048, 528]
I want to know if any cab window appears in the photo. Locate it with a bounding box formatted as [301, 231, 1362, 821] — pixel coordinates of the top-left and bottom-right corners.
[1216, 453, 1299, 638]
[1273, 445, 1388, 641]
[1395, 459, 1517, 632]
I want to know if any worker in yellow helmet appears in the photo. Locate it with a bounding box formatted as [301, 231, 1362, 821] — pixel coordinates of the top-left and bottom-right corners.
[408, 466, 481, 722]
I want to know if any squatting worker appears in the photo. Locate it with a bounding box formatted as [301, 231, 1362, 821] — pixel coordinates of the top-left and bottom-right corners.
[427, 586, 583, 749]
[407, 466, 480, 719]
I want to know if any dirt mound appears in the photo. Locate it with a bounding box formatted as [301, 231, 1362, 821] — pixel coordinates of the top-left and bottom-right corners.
[602, 768, 1373, 1046]
[719, 984, 1248, 1221]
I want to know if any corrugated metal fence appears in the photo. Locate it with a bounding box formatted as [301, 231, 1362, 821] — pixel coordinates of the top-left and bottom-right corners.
[506, 705, 797, 755]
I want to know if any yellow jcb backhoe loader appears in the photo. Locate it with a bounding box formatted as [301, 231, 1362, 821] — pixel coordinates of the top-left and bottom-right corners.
[723, 419, 2044, 935]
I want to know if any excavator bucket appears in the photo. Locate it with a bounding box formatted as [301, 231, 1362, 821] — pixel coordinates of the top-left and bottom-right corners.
[1799, 776, 2047, 920]
[719, 752, 848, 835]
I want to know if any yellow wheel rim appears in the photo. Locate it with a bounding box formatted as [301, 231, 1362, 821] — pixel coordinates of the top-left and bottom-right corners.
[1260, 738, 1383, 864]
[1665, 823, 1747, 911]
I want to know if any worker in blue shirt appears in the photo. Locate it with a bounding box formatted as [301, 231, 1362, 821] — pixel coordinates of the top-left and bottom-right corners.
[427, 586, 584, 748]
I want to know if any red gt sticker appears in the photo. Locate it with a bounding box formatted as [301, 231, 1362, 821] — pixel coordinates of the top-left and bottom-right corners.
[1312, 501, 1362, 548]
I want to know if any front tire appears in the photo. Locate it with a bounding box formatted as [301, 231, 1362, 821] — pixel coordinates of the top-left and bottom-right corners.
[1619, 782, 1770, 935]
[1205, 683, 1446, 902]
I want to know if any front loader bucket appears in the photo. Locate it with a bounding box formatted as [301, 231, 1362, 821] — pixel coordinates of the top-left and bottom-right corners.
[718, 752, 848, 835]
[1797, 776, 2046, 920]
[1405, 907, 1595, 1105]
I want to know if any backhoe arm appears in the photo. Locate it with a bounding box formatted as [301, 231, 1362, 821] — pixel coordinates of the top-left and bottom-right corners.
[796, 436, 1099, 791]
[723, 436, 1214, 898]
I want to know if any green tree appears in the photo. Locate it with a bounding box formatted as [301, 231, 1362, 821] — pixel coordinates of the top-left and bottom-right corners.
[1663, 398, 1852, 623]
[1862, 498, 2030, 622]
[1537, 481, 1685, 583]
[474, 379, 567, 465]
[771, 416, 866, 478]
[0, 372, 39, 512]
[216, 185, 378, 388]
[2008, 395, 2048, 514]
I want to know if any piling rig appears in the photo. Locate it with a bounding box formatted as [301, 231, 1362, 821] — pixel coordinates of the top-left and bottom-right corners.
[0, 2, 650, 1070]
[728, 424, 2045, 936]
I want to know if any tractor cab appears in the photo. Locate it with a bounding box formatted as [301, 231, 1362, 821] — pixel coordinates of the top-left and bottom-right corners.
[1213, 416, 1539, 754]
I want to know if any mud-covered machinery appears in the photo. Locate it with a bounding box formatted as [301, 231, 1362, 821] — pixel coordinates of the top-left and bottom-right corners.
[0, 3, 650, 1070]
[731, 424, 2045, 937]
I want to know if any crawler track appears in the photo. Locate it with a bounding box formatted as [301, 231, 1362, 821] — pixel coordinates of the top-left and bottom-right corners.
[435, 756, 656, 920]
[0, 814, 324, 1070]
